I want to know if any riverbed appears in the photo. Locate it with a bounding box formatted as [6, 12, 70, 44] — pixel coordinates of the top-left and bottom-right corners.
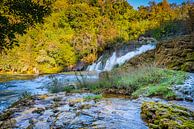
[0, 73, 98, 112]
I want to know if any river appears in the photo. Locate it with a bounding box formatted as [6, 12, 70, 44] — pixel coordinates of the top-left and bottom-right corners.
[0, 73, 98, 112]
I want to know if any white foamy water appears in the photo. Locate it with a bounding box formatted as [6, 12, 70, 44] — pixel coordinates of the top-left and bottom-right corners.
[87, 44, 156, 72]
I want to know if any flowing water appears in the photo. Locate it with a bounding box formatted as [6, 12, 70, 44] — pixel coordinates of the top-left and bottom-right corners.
[173, 73, 194, 101]
[0, 73, 98, 112]
[87, 44, 156, 72]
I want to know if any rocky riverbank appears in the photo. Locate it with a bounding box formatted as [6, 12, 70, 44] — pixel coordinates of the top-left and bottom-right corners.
[0, 93, 148, 129]
[0, 92, 194, 129]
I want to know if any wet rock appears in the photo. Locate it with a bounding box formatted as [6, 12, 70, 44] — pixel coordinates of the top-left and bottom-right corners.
[34, 121, 50, 129]
[54, 112, 76, 128]
[57, 105, 70, 112]
[68, 98, 84, 107]
[0, 110, 14, 121]
[32, 108, 45, 115]
[0, 118, 16, 129]
[53, 97, 62, 102]
[69, 114, 94, 128]
[175, 96, 184, 101]
[17, 120, 30, 129]
[141, 102, 194, 129]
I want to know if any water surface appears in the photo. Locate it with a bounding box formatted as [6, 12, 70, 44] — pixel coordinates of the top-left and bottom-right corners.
[0, 73, 98, 112]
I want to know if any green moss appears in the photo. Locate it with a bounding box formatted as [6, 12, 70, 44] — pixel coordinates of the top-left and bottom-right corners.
[181, 62, 194, 72]
[141, 102, 194, 129]
[186, 52, 194, 61]
[181, 63, 190, 71]
[132, 69, 187, 99]
[83, 94, 103, 101]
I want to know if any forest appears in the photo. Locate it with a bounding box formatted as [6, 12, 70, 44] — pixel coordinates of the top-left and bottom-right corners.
[0, 0, 193, 74]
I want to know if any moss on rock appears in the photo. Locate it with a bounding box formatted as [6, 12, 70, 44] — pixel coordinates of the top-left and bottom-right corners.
[141, 102, 194, 129]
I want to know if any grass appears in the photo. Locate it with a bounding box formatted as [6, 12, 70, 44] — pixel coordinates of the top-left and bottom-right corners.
[76, 67, 187, 99]
[131, 68, 187, 99]
[83, 94, 103, 101]
[46, 66, 187, 100]
[19, 91, 33, 99]
[47, 75, 76, 93]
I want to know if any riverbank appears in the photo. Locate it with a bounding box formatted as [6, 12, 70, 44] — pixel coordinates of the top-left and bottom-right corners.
[0, 93, 193, 129]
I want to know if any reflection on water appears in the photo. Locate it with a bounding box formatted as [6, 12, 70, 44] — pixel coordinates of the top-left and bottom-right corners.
[0, 74, 36, 83]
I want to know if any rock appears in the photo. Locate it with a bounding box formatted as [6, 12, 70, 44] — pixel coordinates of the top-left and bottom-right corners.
[68, 98, 84, 107]
[0, 118, 16, 129]
[141, 102, 194, 129]
[54, 112, 76, 128]
[69, 114, 94, 128]
[32, 108, 45, 115]
[175, 97, 184, 101]
[34, 121, 50, 129]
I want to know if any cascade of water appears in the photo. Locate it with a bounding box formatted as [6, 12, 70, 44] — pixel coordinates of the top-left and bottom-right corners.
[87, 56, 103, 71]
[103, 52, 117, 71]
[87, 44, 156, 72]
[116, 44, 156, 66]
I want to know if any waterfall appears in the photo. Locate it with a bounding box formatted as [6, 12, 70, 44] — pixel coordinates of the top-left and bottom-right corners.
[87, 44, 156, 72]
[86, 56, 103, 72]
[104, 52, 117, 71]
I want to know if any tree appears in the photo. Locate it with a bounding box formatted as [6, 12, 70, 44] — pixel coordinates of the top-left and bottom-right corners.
[162, 0, 171, 11]
[0, 0, 52, 51]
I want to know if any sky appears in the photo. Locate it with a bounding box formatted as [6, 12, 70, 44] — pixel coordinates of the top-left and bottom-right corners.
[127, 0, 186, 9]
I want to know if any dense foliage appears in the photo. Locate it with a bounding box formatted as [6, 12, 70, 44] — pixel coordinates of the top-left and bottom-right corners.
[0, 0, 193, 74]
